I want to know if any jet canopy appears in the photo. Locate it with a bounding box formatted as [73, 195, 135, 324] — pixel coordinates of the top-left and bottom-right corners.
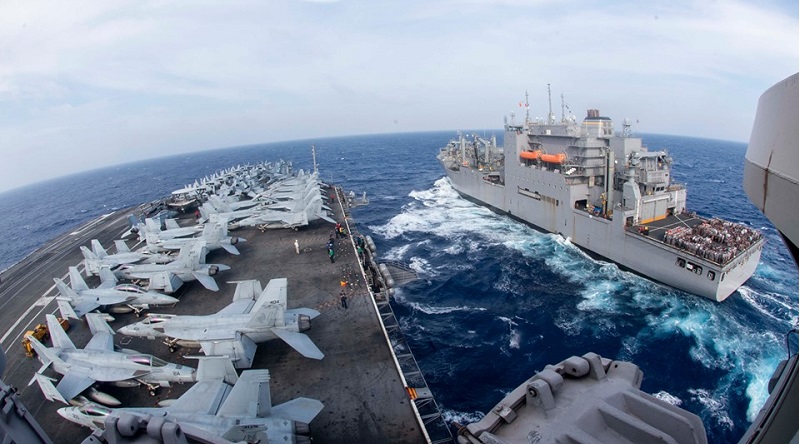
[126, 354, 169, 367]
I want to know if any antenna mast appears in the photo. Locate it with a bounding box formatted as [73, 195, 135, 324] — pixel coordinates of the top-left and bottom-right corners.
[622, 119, 632, 138]
[560, 93, 565, 123]
[525, 90, 530, 124]
[311, 144, 318, 175]
[547, 84, 555, 124]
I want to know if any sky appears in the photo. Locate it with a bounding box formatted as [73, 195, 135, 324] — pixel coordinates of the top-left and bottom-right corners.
[0, 0, 797, 193]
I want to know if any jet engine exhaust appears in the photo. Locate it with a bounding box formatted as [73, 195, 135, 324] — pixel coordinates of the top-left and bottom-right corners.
[298, 314, 311, 332]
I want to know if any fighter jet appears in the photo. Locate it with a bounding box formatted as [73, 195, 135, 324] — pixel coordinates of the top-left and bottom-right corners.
[28, 314, 196, 405]
[117, 278, 324, 368]
[224, 197, 334, 230]
[142, 216, 244, 255]
[54, 266, 178, 318]
[207, 193, 265, 212]
[199, 177, 334, 228]
[57, 358, 323, 444]
[197, 201, 259, 224]
[113, 241, 230, 293]
[81, 239, 172, 276]
[126, 215, 203, 241]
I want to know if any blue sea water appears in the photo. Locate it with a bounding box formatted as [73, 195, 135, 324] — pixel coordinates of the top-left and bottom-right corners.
[0, 131, 796, 443]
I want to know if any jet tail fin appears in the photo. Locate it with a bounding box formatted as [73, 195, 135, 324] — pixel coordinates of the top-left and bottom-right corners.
[230, 279, 262, 302]
[271, 328, 324, 360]
[54, 277, 80, 301]
[97, 267, 118, 288]
[249, 277, 287, 316]
[220, 243, 240, 255]
[199, 203, 217, 223]
[201, 220, 215, 238]
[114, 239, 131, 253]
[26, 334, 59, 366]
[164, 219, 181, 230]
[192, 272, 220, 291]
[272, 397, 325, 424]
[31, 373, 68, 404]
[68, 267, 90, 291]
[90, 239, 107, 258]
[193, 356, 239, 385]
[46, 314, 75, 350]
[285, 308, 321, 320]
[145, 218, 162, 233]
[318, 212, 336, 224]
[124, 215, 142, 239]
[216, 370, 271, 418]
[305, 197, 321, 220]
[85, 313, 115, 336]
[56, 297, 81, 320]
[80, 246, 100, 276]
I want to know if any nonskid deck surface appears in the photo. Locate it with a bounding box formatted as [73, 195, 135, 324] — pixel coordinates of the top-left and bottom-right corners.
[0, 193, 426, 443]
[630, 212, 707, 242]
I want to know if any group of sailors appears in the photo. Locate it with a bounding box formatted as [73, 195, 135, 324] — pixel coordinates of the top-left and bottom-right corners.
[662, 218, 762, 265]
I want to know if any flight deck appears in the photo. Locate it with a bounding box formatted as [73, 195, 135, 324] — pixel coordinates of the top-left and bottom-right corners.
[0, 186, 442, 443]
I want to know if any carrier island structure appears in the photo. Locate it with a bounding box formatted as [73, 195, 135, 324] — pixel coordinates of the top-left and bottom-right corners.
[438, 93, 763, 302]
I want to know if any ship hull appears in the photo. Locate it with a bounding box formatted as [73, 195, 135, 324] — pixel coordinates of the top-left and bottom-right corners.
[441, 159, 762, 302]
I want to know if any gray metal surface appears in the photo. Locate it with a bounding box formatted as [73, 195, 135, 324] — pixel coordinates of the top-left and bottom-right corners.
[743, 73, 798, 262]
[739, 72, 799, 444]
[456, 353, 707, 444]
[439, 106, 764, 301]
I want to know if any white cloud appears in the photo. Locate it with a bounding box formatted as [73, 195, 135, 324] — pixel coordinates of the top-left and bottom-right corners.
[0, 0, 796, 192]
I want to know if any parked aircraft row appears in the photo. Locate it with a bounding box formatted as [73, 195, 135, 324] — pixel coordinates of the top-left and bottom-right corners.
[199, 170, 336, 230]
[63, 160, 335, 314]
[57, 357, 323, 443]
[26, 161, 333, 442]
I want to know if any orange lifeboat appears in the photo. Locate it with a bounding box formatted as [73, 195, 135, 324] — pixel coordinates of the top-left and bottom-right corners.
[540, 153, 567, 164]
[519, 150, 542, 160]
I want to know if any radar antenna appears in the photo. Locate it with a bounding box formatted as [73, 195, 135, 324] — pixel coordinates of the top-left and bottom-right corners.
[547, 84, 555, 124]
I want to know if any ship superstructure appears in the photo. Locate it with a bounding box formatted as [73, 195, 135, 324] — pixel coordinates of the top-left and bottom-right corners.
[438, 90, 763, 301]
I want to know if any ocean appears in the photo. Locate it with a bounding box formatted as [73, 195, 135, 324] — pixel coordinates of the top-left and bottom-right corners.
[0, 131, 796, 444]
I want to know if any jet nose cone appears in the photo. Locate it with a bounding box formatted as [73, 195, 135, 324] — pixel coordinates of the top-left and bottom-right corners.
[117, 325, 135, 336]
[162, 295, 179, 304]
[56, 407, 74, 421]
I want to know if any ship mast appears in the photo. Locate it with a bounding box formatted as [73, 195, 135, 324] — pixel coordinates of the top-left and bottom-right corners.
[547, 84, 555, 124]
[311, 144, 318, 175]
[561, 93, 565, 123]
[525, 90, 530, 125]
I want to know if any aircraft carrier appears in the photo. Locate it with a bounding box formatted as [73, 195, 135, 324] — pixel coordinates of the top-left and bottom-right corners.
[0, 177, 450, 443]
[438, 89, 764, 301]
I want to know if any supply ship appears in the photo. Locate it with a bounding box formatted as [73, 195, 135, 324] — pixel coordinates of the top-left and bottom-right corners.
[438, 89, 763, 301]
